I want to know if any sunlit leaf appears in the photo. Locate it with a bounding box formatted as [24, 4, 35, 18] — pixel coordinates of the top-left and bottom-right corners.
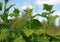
[34, 29, 44, 35]
[14, 36, 26, 42]
[49, 15, 59, 24]
[1, 28, 10, 40]
[23, 28, 34, 37]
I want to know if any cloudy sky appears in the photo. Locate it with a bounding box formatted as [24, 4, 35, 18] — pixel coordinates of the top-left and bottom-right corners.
[0, 0, 60, 26]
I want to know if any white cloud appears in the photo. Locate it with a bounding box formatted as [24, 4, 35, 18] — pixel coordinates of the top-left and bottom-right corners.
[22, 5, 33, 10]
[36, 0, 60, 5]
[8, 16, 15, 19]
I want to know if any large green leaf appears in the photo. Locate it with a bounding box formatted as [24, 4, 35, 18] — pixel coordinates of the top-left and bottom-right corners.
[31, 19, 42, 30]
[43, 4, 53, 11]
[0, 2, 2, 10]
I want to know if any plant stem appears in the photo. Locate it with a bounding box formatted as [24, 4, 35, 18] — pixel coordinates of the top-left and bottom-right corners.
[29, 14, 31, 29]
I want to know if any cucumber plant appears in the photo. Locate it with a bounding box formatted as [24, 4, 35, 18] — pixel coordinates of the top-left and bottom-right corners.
[0, 0, 60, 42]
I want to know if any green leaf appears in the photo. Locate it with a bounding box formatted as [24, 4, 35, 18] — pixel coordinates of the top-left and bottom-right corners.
[14, 36, 26, 42]
[34, 29, 44, 35]
[9, 13, 14, 17]
[24, 8, 33, 16]
[43, 4, 53, 11]
[31, 14, 41, 19]
[40, 12, 48, 18]
[1, 28, 10, 40]
[0, 2, 2, 10]
[23, 19, 42, 30]
[31, 19, 42, 30]
[4, 0, 9, 4]
[5, 4, 15, 12]
[13, 8, 20, 13]
[11, 32, 16, 38]
[49, 35, 60, 41]
[23, 28, 34, 37]
[13, 8, 20, 17]
[53, 35, 60, 41]
[37, 35, 49, 42]
[49, 15, 59, 24]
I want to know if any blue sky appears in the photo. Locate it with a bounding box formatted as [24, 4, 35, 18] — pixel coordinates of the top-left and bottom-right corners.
[0, 0, 60, 26]
[0, 0, 60, 13]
